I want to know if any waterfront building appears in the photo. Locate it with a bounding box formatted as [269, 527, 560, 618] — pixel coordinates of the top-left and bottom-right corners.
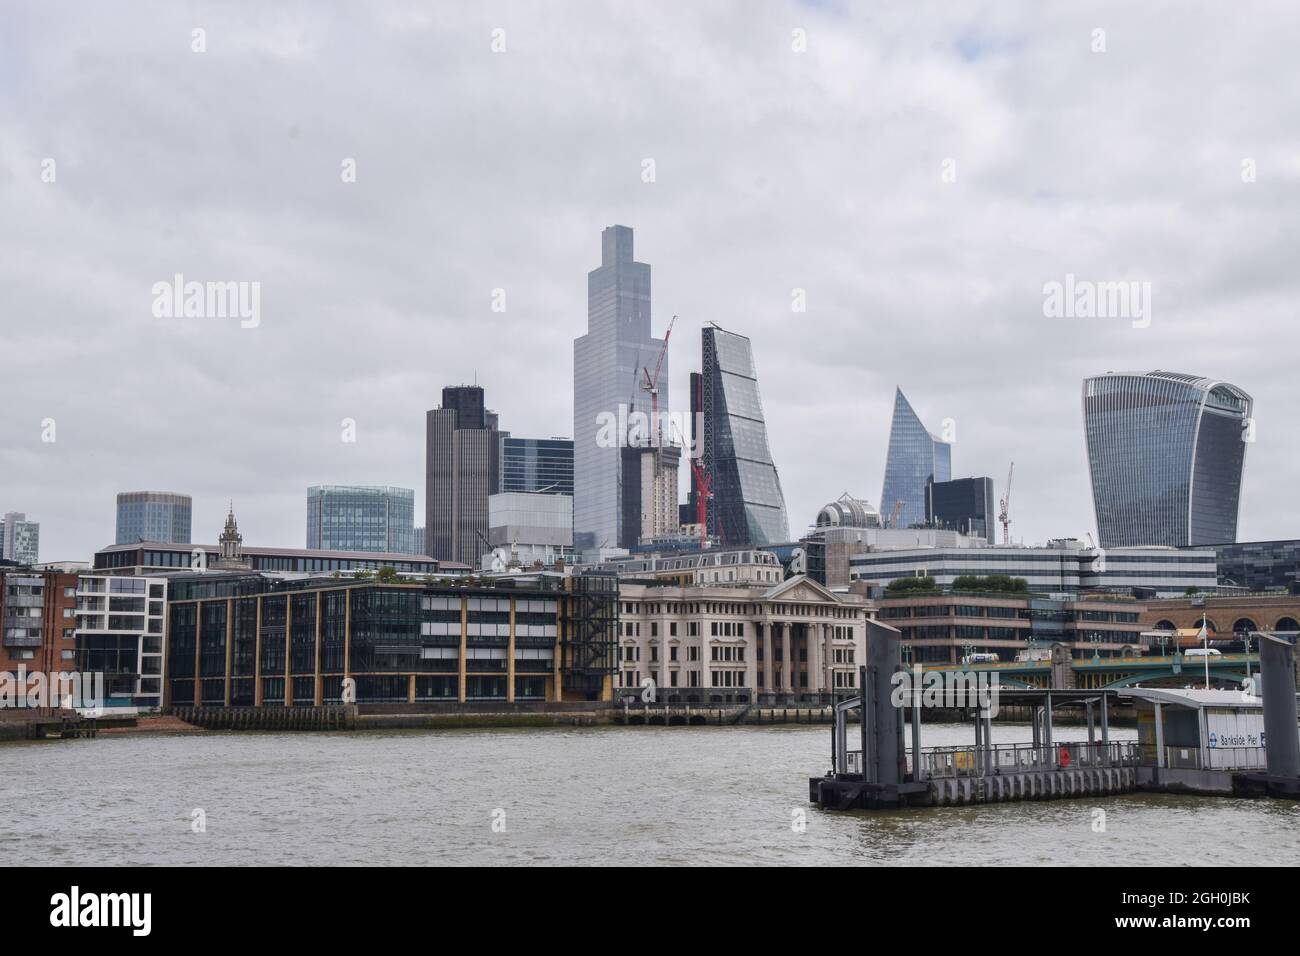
[616, 575, 869, 705]
[875, 592, 1146, 664]
[306, 485, 415, 554]
[1140, 593, 1300, 641]
[879, 389, 951, 531]
[0, 513, 40, 565]
[163, 569, 618, 707]
[115, 491, 192, 545]
[1189, 539, 1300, 592]
[0, 568, 78, 691]
[484, 492, 574, 569]
[500, 437, 574, 496]
[573, 225, 667, 553]
[74, 573, 167, 710]
[926, 476, 996, 543]
[1083, 370, 1253, 548]
[699, 324, 788, 547]
[426, 385, 502, 566]
[849, 540, 1217, 598]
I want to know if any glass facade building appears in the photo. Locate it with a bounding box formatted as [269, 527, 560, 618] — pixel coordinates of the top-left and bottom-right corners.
[306, 485, 416, 554]
[573, 226, 666, 552]
[115, 491, 192, 544]
[0, 512, 40, 565]
[926, 476, 996, 542]
[1083, 371, 1252, 548]
[700, 325, 789, 546]
[880, 389, 951, 531]
[501, 437, 574, 496]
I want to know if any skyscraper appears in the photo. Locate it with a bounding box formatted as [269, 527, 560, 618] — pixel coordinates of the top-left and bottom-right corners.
[306, 486, 415, 553]
[1083, 370, 1253, 548]
[500, 437, 574, 496]
[573, 225, 667, 552]
[699, 325, 789, 546]
[115, 491, 192, 544]
[880, 388, 951, 531]
[926, 476, 996, 542]
[426, 385, 501, 565]
[0, 512, 40, 565]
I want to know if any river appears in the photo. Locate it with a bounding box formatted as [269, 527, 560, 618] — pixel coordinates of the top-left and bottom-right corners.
[3, 723, 1296, 865]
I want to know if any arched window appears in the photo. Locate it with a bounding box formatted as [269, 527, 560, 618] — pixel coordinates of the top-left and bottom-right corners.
[1232, 618, 1258, 635]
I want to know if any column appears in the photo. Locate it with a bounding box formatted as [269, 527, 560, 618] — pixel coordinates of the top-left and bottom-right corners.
[507, 597, 516, 704]
[762, 622, 773, 700]
[781, 622, 793, 699]
[193, 602, 202, 706]
[254, 595, 264, 706]
[313, 591, 323, 706]
[458, 595, 468, 704]
[283, 596, 292, 706]
[809, 622, 824, 696]
[223, 598, 234, 707]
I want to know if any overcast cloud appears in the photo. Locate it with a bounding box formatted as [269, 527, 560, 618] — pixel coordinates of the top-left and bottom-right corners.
[3, 1, 1299, 561]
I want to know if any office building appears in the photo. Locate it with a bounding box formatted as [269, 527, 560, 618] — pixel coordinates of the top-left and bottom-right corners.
[879, 389, 951, 531]
[875, 593, 1146, 664]
[573, 225, 667, 552]
[620, 441, 681, 547]
[849, 540, 1218, 598]
[115, 491, 192, 545]
[1, 513, 40, 565]
[164, 569, 618, 707]
[75, 573, 168, 710]
[699, 324, 788, 546]
[926, 476, 996, 543]
[1198, 539, 1300, 592]
[306, 485, 415, 554]
[616, 574, 869, 706]
[0, 569, 78, 689]
[426, 385, 502, 566]
[500, 437, 574, 496]
[800, 494, 883, 589]
[1083, 370, 1252, 548]
[484, 492, 574, 569]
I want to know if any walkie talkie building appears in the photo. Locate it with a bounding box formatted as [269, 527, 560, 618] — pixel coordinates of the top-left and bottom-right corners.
[700, 325, 789, 546]
[1083, 370, 1253, 548]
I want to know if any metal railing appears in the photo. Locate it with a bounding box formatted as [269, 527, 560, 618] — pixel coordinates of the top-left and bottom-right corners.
[843, 741, 1141, 780]
[1161, 745, 1266, 771]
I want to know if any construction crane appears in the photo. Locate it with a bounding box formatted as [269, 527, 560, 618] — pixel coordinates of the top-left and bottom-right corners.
[688, 455, 714, 549]
[998, 461, 1014, 545]
[888, 499, 904, 529]
[640, 314, 676, 448]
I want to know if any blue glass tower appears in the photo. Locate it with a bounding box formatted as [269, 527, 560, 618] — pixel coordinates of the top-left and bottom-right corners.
[307, 485, 416, 554]
[700, 325, 789, 546]
[1083, 371, 1252, 548]
[879, 389, 951, 531]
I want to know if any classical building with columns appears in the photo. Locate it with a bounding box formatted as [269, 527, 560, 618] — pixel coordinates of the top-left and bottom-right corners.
[615, 575, 870, 705]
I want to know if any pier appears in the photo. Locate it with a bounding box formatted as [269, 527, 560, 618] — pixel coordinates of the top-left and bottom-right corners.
[809, 621, 1300, 810]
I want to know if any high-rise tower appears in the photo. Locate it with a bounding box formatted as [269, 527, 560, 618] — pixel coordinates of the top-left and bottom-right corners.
[879, 389, 951, 531]
[572, 226, 667, 552]
[1083, 370, 1252, 548]
[426, 385, 502, 565]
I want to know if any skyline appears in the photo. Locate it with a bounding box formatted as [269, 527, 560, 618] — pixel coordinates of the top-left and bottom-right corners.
[4, 2, 1299, 561]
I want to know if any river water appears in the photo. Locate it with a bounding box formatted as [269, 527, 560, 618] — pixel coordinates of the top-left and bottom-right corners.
[3, 723, 1296, 865]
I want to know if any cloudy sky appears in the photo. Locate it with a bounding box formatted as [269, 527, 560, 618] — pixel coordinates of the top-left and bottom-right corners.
[3, 1, 1298, 562]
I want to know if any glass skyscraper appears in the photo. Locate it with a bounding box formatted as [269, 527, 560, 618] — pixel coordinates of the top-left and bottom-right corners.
[880, 388, 951, 531]
[115, 491, 192, 544]
[306, 485, 416, 554]
[1083, 370, 1252, 548]
[501, 437, 574, 496]
[700, 325, 789, 546]
[573, 226, 667, 552]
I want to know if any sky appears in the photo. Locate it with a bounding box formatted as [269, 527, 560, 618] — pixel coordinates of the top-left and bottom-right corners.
[2, 1, 1299, 562]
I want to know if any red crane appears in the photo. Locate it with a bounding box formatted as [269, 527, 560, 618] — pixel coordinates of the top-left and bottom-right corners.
[640, 314, 676, 447]
[689, 455, 713, 549]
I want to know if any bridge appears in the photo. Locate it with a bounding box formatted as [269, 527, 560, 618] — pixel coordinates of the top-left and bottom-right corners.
[918, 652, 1260, 690]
